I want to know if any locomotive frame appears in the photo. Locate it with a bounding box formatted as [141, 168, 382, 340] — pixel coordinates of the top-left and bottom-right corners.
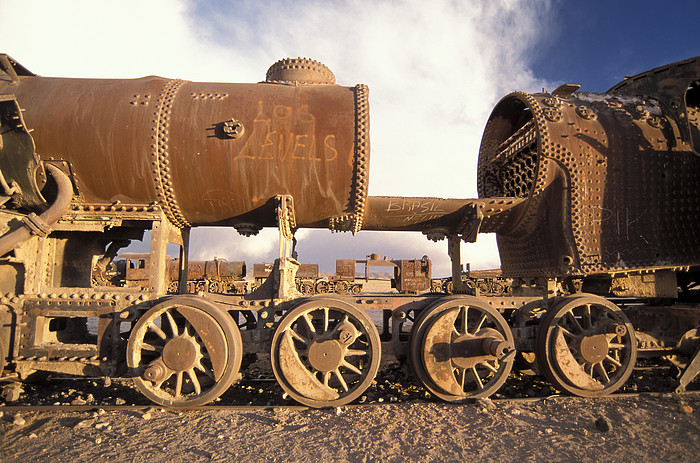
[0, 54, 699, 408]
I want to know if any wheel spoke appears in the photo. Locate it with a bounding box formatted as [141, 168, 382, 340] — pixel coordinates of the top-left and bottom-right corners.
[200, 367, 215, 380]
[334, 369, 349, 392]
[344, 348, 367, 357]
[460, 306, 468, 335]
[164, 311, 180, 337]
[604, 355, 622, 368]
[341, 359, 362, 375]
[174, 371, 183, 398]
[323, 371, 331, 387]
[560, 327, 578, 340]
[323, 307, 329, 332]
[471, 366, 484, 390]
[141, 342, 163, 353]
[480, 361, 499, 374]
[288, 328, 310, 346]
[183, 322, 193, 338]
[302, 313, 316, 334]
[565, 311, 584, 333]
[594, 362, 610, 383]
[187, 369, 202, 394]
[585, 363, 594, 376]
[471, 313, 487, 335]
[148, 323, 168, 341]
[583, 304, 592, 330]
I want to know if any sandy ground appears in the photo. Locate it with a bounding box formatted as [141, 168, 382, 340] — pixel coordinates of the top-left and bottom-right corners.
[1, 394, 698, 463]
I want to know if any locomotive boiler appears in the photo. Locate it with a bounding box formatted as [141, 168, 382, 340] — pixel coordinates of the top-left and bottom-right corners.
[0, 53, 698, 408]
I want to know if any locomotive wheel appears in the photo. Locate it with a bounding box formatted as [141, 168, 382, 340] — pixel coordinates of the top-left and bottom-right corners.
[270, 298, 381, 407]
[443, 280, 453, 294]
[127, 296, 242, 407]
[409, 296, 515, 401]
[315, 280, 330, 293]
[334, 280, 349, 294]
[299, 282, 314, 295]
[491, 281, 505, 294]
[536, 294, 637, 397]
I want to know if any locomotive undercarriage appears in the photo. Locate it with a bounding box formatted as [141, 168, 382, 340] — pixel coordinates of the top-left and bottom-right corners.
[1, 55, 699, 409]
[1, 213, 698, 408]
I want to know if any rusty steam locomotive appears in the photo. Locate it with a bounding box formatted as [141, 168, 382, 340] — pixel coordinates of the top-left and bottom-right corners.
[0, 54, 698, 407]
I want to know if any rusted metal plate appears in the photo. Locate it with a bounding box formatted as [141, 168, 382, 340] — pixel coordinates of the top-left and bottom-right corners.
[296, 263, 319, 279]
[0, 59, 369, 230]
[0, 95, 44, 208]
[394, 258, 431, 293]
[335, 259, 355, 280]
[478, 57, 700, 278]
[362, 196, 526, 237]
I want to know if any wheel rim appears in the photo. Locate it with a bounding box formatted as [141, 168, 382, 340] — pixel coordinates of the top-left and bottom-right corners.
[271, 298, 381, 407]
[127, 296, 242, 407]
[536, 294, 637, 397]
[409, 296, 515, 401]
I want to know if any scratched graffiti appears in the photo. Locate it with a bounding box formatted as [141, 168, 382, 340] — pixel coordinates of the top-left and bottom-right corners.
[383, 199, 448, 224]
[234, 101, 341, 162]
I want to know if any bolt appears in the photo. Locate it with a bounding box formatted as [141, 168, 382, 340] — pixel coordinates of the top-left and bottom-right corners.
[339, 330, 354, 345]
[222, 119, 244, 139]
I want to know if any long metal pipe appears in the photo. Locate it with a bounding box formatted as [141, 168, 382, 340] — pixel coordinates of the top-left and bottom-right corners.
[0, 164, 73, 256]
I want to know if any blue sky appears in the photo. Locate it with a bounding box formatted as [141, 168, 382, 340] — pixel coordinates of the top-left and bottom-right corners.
[530, 0, 699, 91]
[1, 0, 697, 275]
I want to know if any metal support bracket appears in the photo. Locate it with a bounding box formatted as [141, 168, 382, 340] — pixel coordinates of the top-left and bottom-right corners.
[457, 202, 484, 243]
[676, 345, 700, 393]
[276, 195, 297, 260]
[447, 234, 468, 294]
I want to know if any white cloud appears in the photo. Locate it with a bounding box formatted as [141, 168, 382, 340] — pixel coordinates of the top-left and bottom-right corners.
[1, 0, 554, 276]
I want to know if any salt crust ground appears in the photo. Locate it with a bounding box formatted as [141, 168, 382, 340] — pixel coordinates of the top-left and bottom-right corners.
[1, 394, 698, 462]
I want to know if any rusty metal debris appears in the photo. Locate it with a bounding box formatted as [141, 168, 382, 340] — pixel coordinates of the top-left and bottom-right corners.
[0, 54, 698, 407]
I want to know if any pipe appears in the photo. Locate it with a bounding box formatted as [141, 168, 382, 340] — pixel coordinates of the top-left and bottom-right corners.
[0, 164, 73, 256]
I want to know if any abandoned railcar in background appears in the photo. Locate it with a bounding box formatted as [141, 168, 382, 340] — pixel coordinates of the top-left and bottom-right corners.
[0, 53, 698, 407]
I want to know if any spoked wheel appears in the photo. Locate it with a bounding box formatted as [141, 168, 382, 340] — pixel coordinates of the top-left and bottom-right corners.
[443, 280, 453, 294]
[536, 294, 637, 397]
[315, 280, 330, 294]
[409, 296, 515, 401]
[127, 296, 242, 407]
[270, 298, 381, 407]
[299, 282, 314, 295]
[334, 280, 349, 294]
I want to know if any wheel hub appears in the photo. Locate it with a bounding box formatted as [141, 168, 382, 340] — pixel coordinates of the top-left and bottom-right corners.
[451, 334, 483, 369]
[579, 334, 608, 364]
[162, 336, 199, 371]
[308, 340, 343, 372]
